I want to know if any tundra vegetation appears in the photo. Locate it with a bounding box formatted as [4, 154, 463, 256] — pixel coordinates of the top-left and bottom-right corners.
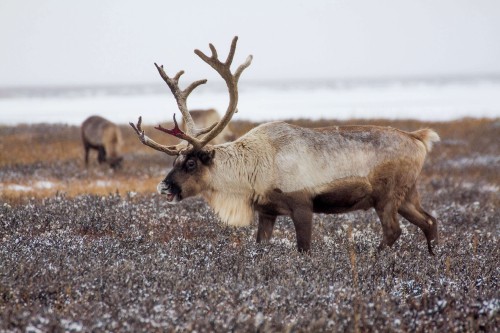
[0, 118, 498, 332]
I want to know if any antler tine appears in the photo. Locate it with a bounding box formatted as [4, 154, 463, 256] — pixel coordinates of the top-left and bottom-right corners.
[154, 114, 202, 149]
[173, 70, 184, 81]
[153, 63, 207, 137]
[235, 55, 253, 83]
[209, 44, 218, 59]
[129, 116, 181, 156]
[225, 36, 238, 65]
[193, 36, 253, 147]
[193, 121, 219, 137]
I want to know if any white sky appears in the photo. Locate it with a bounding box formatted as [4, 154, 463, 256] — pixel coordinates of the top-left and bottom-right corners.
[1, 0, 499, 87]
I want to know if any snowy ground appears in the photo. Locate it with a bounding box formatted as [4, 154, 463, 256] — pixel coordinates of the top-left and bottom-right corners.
[1, 79, 500, 126]
[0, 118, 498, 332]
[0, 188, 498, 332]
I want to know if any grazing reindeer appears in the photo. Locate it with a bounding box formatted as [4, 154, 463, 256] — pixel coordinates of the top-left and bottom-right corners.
[185, 109, 236, 144]
[81, 115, 123, 169]
[130, 37, 440, 254]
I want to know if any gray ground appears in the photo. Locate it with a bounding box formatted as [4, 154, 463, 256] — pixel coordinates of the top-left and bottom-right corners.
[1, 181, 498, 332]
[0, 119, 499, 332]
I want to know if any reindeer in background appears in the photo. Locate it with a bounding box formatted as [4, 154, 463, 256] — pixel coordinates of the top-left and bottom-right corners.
[130, 37, 440, 254]
[81, 115, 123, 169]
[185, 109, 236, 144]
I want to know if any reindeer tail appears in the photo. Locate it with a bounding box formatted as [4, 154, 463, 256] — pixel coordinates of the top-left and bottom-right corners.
[411, 129, 440, 152]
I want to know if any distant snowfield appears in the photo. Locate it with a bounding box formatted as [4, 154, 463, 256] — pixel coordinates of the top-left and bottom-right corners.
[1, 80, 499, 125]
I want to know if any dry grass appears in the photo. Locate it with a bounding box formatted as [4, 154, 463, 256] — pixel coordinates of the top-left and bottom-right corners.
[0, 123, 179, 203]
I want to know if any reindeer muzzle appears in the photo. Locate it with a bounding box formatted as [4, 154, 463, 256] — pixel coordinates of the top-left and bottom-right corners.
[157, 182, 181, 203]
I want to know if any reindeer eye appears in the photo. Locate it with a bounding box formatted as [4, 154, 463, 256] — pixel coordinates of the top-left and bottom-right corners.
[185, 159, 196, 171]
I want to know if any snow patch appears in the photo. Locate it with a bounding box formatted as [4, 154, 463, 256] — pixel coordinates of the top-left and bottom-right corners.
[34, 181, 55, 189]
[6, 184, 31, 192]
[447, 155, 500, 169]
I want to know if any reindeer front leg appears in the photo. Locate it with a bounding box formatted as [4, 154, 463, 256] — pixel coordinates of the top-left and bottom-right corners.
[291, 206, 313, 252]
[256, 213, 277, 243]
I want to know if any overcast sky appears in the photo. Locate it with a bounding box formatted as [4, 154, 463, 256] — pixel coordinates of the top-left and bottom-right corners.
[1, 0, 499, 87]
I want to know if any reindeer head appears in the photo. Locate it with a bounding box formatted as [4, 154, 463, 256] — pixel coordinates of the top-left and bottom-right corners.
[130, 36, 252, 203]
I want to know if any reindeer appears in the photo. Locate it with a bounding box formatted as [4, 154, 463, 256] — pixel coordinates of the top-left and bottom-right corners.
[130, 37, 440, 254]
[81, 115, 123, 169]
[185, 109, 236, 144]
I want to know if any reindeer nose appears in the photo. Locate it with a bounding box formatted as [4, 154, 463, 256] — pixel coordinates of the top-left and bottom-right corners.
[157, 182, 170, 195]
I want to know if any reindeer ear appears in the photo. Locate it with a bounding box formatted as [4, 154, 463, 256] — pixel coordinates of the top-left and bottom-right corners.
[197, 149, 215, 165]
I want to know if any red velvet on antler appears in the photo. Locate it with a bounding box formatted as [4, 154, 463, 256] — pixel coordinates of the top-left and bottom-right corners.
[154, 114, 186, 138]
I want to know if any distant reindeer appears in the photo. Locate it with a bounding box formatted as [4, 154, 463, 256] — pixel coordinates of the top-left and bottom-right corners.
[130, 37, 440, 254]
[185, 109, 236, 144]
[81, 115, 123, 169]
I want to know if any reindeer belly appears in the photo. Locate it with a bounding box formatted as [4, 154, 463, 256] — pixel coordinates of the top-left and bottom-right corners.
[85, 141, 104, 150]
[312, 177, 373, 214]
[254, 176, 373, 217]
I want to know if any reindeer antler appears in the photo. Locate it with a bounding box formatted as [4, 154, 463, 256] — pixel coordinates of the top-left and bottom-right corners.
[193, 36, 253, 146]
[130, 36, 252, 155]
[129, 116, 182, 155]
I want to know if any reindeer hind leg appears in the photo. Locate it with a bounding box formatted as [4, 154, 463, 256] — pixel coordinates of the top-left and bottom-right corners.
[398, 186, 438, 255]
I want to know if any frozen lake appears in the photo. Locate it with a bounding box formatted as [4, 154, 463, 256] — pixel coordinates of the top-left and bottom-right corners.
[1, 79, 499, 125]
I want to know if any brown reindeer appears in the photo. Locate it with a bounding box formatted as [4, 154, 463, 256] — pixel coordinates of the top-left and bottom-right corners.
[81, 115, 123, 169]
[130, 37, 440, 254]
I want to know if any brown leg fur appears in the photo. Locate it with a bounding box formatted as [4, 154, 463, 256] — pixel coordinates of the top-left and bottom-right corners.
[290, 206, 313, 252]
[256, 214, 277, 243]
[375, 200, 402, 250]
[398, 186, 438, 255]
[97, 147, 107, 164]
[370, 158, 419, 251]
[84, 144, 90, 166]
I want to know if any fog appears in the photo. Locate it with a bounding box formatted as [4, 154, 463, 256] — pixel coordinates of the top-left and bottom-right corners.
[1, 0, 499, 87]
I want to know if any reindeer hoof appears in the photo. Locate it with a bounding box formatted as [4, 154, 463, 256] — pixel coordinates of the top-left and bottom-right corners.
[377, 240, 387, 252]
[427, 239, 437, 256]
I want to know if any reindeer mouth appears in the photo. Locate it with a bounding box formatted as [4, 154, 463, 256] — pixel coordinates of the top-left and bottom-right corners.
[157, 182, 181, 204]
[165, 192, 176, 203]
